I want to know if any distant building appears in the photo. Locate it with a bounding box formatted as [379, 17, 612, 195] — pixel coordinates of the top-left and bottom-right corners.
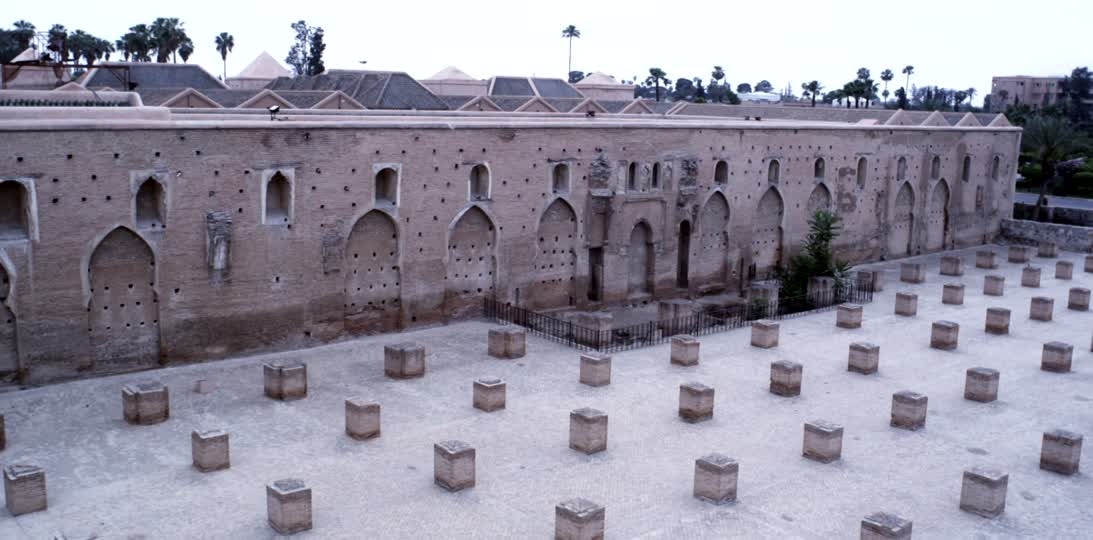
[737, 91, 781, 104]
[420, 66, 488, 97]
[990, 75, 1063, 111]
[227, 51, 291, 89]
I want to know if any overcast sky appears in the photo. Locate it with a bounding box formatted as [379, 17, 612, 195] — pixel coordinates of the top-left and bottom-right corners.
[11, 0, 1090, 104]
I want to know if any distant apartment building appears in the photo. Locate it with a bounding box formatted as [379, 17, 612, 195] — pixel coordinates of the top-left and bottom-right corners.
[990, 75, 1063, 111]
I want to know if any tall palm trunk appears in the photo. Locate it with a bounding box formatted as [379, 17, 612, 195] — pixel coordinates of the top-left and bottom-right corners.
[567, 37, 572, 77]
[1034, 158, 1056, 222]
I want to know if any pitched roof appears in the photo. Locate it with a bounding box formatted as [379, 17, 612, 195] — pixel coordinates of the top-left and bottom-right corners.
[576, 72, 620, 86]
[884, 109, 915, 126]
[426, 66, 476, 81]
[234, 52, 290, 80]
[265, 70, 448, 110]
[161, 88, 221, 108]
[440, 95, 474, 109]
[921, 111, 949, 126]
[515, 96, 558, 113]
[531, 78, 582, 98]
[544, 98, 583, 112]
[490, 77, 535, 96]
[598, 100, 634, 113]
[197, 88, 264, 108]
[988, 114, 1013, 127]
[310, 91, 365, 110]
[571, 98, 609, 114]
[955, 113, 982, 127]
[491, 96, 533, 111]
[457, 96, 501, 112]
[83, 62, 227, 91]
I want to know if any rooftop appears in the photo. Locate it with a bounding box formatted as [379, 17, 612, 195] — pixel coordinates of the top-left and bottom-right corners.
[0, 245, 1087, 538]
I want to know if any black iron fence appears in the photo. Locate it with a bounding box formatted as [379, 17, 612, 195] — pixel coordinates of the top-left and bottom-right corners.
[484, 276, 873, 354]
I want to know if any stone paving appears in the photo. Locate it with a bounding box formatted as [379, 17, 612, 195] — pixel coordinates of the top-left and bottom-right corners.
[0, 244, 1090, 538]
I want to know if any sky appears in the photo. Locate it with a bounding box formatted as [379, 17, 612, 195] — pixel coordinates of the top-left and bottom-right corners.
[8, 0, 1091, 105]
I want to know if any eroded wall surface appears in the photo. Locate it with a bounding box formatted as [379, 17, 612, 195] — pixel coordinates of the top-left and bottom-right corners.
[0, 120, 1020, 382]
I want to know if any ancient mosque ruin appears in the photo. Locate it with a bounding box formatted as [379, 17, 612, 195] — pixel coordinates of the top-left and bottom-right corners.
[0, 56, 1090, 540]
[0, 61, 1021, 385]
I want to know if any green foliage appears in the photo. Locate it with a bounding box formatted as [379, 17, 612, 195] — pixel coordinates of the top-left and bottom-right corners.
[286, 20, 325, 77]
[777, 210, 849, 298]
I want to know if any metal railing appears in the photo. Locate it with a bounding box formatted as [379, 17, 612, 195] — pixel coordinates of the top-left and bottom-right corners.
[484, 276, 873, 354]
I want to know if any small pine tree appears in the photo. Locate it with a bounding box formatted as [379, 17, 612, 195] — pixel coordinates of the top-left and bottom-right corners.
[307, 27, 325, 76]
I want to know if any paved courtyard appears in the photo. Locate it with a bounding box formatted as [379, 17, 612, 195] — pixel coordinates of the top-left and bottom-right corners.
[0, 244, 1090, 539]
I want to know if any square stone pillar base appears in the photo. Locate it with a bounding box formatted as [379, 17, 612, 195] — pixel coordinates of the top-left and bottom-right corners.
[670, 334, 700, 366]
[750, 320, 779, 349]
[678, 382, 715, 423]
[940, 255, 964, 276]
[942, 283, 964, 305]
[803, 420, 843, 463]
[959, 467, 1008, 518]
[976, 250, 998, 269]
[1041, 342, 1073, 373]
[930, 321, 959, 350]
[848, 342, 880, 375]
[1021, 266, 1041, 288]
[263, 363, 308, 401]
[983, 275, 1005, 296]
[488, 327, 526, 359]
[123, 382, 170, 425]
[1038, 241, 1058, 258]
[267, 479, 312, 534]
[1040, 430, 1083, 475]
[964, 368, 1000, 402]
[569, 408, 608, 454]
[894, 292, 917, 317]
[1008, 246, 1029, 263]
[191, 429, 230, 472]
[836, 303, 863, 329]
[434, 440, 476, 491]
[579, 352, 611, 387]
[861, 512, 913, 540]
[473, 377, 506, 412]
[1030, 297, 1054, 321]
[384, 342, 426, 379]
[890, 391, 928, 431]
[985, 307, 1010, 335]
[4, 464, 47, 516]
[1068, 287, 1090, 311]
[345, 398, 381, 440]
[899, 263, 924, 284]
[1056, 261, 1074, 280]
[555, 498, 605, 540]
[693, 453, 738, 504]
[770, 360, 803, 397]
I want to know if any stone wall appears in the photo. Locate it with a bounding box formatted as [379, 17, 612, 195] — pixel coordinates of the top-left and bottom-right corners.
[1012, 202, 1093, 227]
[0, 113, 1020, 383]
[1000, 218, 1093, 252]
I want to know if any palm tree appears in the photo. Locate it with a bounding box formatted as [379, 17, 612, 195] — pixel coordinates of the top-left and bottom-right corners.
[646, 68, 669, 102]
[561, 25, 580, 78]
[179, 39, 194, 63]
[954, 90, 968, 112]
[150, 18, 187, 63]
[802, 80, 822, 107]
[965, 87, 977, 109]
[1022, 116, 1082, 220]
[710, 66, 726, 103]
[902, 65, 914, 93]
[880, 69, 894, 103]
[215, 32, 235, 81]
[997, 89, 1009, 111]
[12, 20, 35, 51]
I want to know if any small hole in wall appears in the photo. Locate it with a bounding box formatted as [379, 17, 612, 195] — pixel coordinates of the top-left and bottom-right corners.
[304, 331, 312, 338]
[401, 150, 406, 155]
[311, 186, 316, 191]
[315, 168, 322, 174]
[105, 195, 112, 201]
[208, 190, 215, 197]
[244, 170, 250, 175]
[52, 178, 58, 183]
[275, 276, 280, 283]
[91, 174, 97, 181]
[16, 157, 23, 163]
[67, 154, 73, 160]
[195, 150, 201, 156]
[154, 152, 160, 158]
[237, 208, 243, 213]
[375, 150, 380, 155]
[173, 288, 180, 294]
[320, 204, 325, 209]
[351, 168, 357, 174]
[214, 170, 219, 176]
[114, 153, 120, 159]
[239, 188, 244, 194]
[81, 197, 87, 202]
[51, 198, 58, 204]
